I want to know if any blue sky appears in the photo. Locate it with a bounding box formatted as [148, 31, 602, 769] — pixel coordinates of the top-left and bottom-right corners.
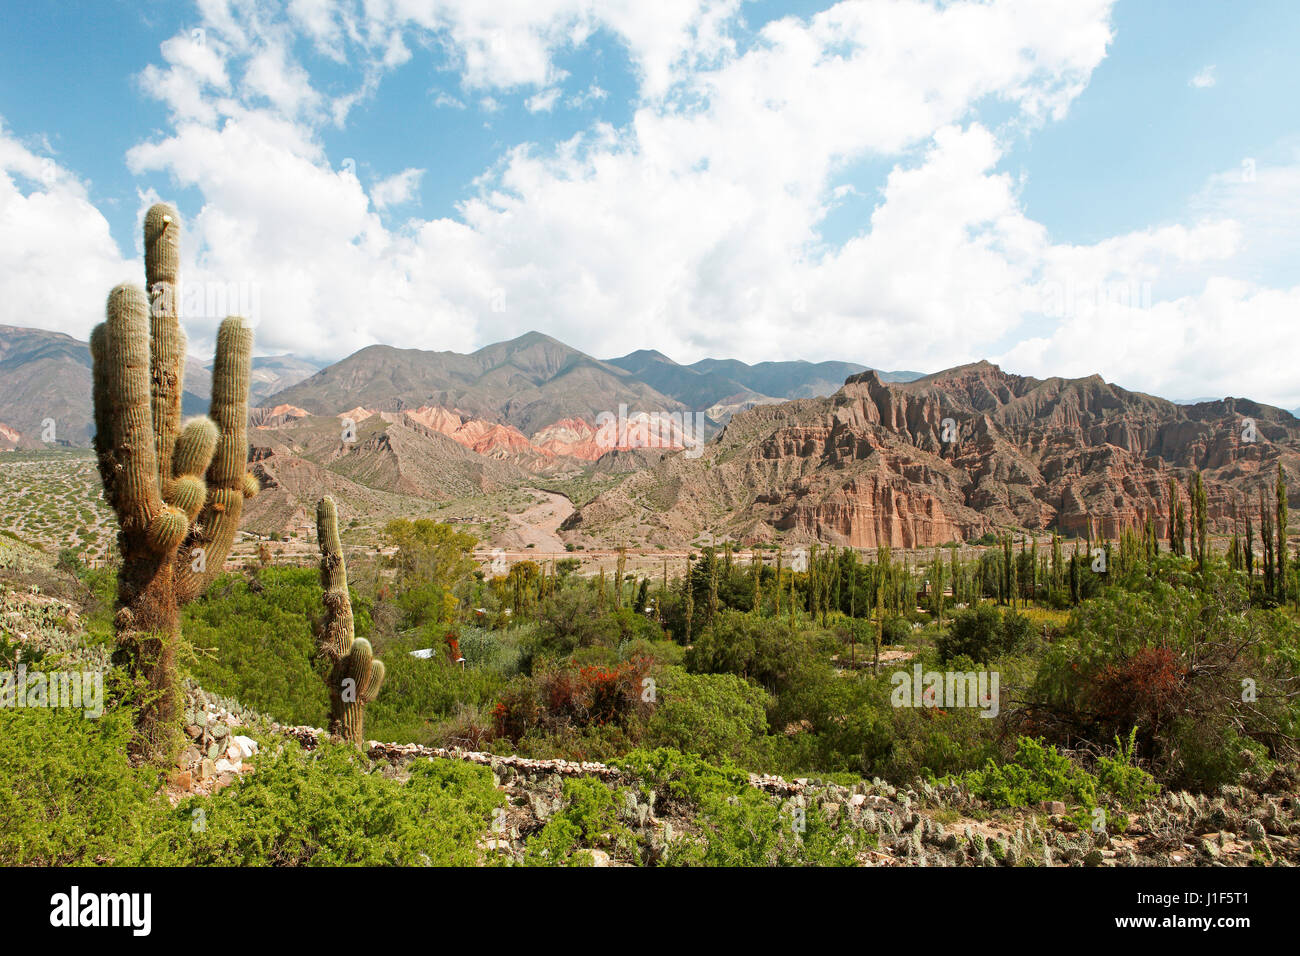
[1, 0, 1298, 407]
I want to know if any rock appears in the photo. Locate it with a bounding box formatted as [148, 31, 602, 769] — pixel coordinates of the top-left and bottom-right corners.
[199, 758, 216, 780]
[1040, 800, 1066, 815]
[225, 743, 242, 762]
[231, 735, 258, 759]
[169, 770, 192, 791]
[214, 757, 241, 774]
[184, 724, 204, 740]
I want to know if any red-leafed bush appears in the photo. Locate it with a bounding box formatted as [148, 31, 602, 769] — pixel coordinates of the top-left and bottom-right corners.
[1089, 645, 1186, 742]
[491, 657, 653, 742]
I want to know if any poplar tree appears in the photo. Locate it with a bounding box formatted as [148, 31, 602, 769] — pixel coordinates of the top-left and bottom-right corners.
[1276, 465, 1289, 603]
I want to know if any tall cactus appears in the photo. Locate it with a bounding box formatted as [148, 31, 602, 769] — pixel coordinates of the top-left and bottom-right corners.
[90, 202, 258, 758]
[315, 496, 384, 745]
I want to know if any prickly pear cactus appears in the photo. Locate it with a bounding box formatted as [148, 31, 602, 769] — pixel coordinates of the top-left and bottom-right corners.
[90, 202, 258, 759]
[315, 496, 384, 745]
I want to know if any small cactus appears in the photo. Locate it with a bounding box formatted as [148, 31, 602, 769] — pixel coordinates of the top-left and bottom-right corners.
[315, 496, 384, 745]
[90, 203, 257, 759]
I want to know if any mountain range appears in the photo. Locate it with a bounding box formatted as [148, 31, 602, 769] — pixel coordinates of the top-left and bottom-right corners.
[3, 323, 1294, 551]
[0, 325, 320, 449]
[0, 326, 918, 450]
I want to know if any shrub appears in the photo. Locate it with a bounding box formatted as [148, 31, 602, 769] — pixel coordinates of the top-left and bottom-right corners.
[176, 740, 502, 865]
[952, 736, 1099, 809]
[880, 615, 911, 645]
[0, 704, 173, 865]
[936, 604, 1030, 663]
[183, 568, 337, 727]
[645, 669, 770, 764]
[615, 748, 860, 866]
[0, 701, 504, 866]
[523, 777, 633, 865]
[492, 657, 652, 742]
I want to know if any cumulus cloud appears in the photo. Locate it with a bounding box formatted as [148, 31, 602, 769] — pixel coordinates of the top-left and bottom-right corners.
[370, 167, 425, 209]
[524, 88, 562, 113]
[7, 0, 1300, 412]
[0, 123, 136, 341]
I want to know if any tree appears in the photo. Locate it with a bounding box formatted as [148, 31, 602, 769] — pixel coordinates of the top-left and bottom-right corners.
[1191, 471, 1208, 570]
[1276, 464, 1289, 604]
[381, 518, 477, 593]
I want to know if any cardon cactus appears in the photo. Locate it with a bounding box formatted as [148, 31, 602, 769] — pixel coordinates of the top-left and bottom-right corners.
[315, 496, 384, 745]
[90, 202, 258, 758]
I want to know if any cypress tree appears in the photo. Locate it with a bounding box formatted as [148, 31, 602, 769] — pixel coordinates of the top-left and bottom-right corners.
[683, 556, 694, 644]
[775, 549, 783, 617]
[1262, 492, 1274, 597]
[1277, 464, 1289, 603]
[1245, 510, 1255, 587]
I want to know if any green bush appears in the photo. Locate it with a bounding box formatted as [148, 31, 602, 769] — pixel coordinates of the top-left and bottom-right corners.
[951, 736, 1098, 809]
[523, 777, 634, 865]
[948, 734, 1157, 815]
[645, 668, 770, 765]
[183, 568, 338, 727]
[880, 616, 911, 645]
[936, 603, 1030, 664]
[615, 748, 860, 866]
[0, 704, 173, 865]
[176, 740, 502, 865]
[0, 701, 503, 865]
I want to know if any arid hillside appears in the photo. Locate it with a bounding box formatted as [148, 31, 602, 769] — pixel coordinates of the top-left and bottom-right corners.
[564, 362, 1300, 548]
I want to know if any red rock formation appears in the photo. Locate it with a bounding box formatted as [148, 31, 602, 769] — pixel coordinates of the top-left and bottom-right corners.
[568, 362, 1300, 549]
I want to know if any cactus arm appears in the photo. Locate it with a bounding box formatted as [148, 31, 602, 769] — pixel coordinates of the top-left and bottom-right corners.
[167, 417, 218, 522]
[175, 315, 254, 602]
[144, 203, 185, 496]
[335, 638, 382, 744]
[89, 323, 117, 513]
[361, 658, 386, 703]
[315, 496, 355, 659]
[98, 284, 174, 544]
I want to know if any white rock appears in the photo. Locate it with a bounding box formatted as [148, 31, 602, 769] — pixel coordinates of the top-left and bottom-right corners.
[232, 735, 258, 759]
[225, 743, 242, 762]
[214, 757, 242, 774]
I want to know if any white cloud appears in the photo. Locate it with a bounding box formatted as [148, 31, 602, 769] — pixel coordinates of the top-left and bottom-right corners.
[371, 167, 424, 209]
[524, 88, 562, 113]
[0, 124, 136, 341]
[14, 0, 1300, 413]
[1190, 64, 1216, 88]
[567, 83, 608, 109]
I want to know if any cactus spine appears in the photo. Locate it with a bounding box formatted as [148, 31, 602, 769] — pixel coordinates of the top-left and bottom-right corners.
[315, 496, 384, 746]
[90, 203, 259, 758]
